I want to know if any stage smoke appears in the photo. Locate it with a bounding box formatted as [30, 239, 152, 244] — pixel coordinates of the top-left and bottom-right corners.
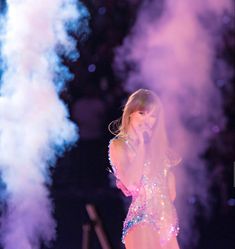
[0, 0, 89, 248]
[115, 0, 233, 247]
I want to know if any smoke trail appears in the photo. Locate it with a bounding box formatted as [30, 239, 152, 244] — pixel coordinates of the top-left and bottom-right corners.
[115, 0, 233, 247]
[0, 0, 89, 248]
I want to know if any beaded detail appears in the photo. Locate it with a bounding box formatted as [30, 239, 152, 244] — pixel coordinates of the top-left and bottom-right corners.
[121, 162, 179, 245]
[108, 137, 180, 246]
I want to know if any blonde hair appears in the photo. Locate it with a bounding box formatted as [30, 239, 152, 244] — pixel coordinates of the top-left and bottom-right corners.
[109, 89, 160, 137]
[109, 88, 175, 171]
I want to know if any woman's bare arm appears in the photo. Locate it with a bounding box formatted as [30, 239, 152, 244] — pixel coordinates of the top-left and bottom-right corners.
[109, 138, 145, 192]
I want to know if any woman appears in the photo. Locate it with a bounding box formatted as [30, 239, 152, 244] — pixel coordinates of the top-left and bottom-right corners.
[108, 89, 182, 249]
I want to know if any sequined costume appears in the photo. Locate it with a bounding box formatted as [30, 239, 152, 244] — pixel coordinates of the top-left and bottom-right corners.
[108, 137, 181, 247]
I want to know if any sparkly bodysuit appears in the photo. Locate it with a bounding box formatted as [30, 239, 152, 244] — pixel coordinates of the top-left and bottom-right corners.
[109, 137, 181, 246]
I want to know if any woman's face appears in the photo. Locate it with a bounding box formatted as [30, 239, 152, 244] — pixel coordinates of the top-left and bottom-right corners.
[129, 105, 158, 133]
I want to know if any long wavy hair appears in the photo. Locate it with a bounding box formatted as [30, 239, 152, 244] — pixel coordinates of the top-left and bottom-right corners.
[109, 89, 170, 169]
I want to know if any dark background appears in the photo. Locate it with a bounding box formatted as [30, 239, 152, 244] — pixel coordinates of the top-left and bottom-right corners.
[0, 0, 235, 249]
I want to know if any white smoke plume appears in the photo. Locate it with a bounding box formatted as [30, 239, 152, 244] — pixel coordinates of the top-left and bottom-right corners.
[115, 0, 233, 247]
[0, 0, 89, 248]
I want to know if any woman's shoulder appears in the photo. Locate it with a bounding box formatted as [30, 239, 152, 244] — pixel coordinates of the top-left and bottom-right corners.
[108, 136, 129, 174]
[108, 136, 129, 164]
[109, 136, 128, 149]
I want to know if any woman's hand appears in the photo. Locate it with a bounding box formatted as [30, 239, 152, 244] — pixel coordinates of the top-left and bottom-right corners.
[135, 122, 151, 145]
